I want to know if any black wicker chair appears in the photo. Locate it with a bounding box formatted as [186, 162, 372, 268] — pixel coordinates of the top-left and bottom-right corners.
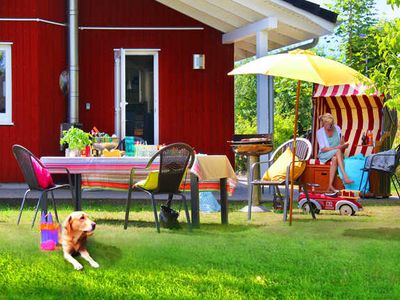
[124, 143, 195, 232]
[12, 144, 74, 228]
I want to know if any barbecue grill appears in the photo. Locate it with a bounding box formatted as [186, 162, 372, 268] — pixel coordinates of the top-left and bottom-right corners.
[228, 134, 273, 156]
[228, 134, 273, 211]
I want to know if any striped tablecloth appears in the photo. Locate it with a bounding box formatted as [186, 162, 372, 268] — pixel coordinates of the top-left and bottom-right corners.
[41, 155, 237, 195]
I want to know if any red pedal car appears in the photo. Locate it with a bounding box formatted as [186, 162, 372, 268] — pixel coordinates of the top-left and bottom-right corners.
[298, 190, 363, 216]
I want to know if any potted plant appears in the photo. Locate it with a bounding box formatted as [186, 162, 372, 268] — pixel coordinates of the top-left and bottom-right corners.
[60, 126, 92, 157]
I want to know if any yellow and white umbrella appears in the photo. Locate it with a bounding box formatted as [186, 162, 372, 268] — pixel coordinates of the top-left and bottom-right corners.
[229, 49, 368, 225]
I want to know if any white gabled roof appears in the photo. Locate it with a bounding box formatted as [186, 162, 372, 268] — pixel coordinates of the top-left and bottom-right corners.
[156, 0, 337, 61]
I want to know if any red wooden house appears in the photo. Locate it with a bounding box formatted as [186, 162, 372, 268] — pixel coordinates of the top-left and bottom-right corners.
[0, 0, 337, 182]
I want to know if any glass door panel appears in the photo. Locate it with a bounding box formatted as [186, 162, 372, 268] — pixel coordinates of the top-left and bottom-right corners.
[125, 55, 154, 144]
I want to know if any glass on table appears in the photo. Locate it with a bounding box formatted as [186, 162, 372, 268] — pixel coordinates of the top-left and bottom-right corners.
[135, 144, 144, 157]
[125, 136, 135, 156]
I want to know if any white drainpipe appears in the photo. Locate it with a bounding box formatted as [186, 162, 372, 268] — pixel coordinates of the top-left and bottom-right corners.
[68, 0, 79, 124]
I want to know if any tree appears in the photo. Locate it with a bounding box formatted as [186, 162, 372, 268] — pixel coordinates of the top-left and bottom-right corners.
[328, 0, 379, 75]
[234, 69, 313, 147]
[233, 62, 314, 173]
[369, 1, 400, 110]
[327, 0, 400, 110]
[274, 77, 313, 142]
[234, 73, 257, 135]
[387, 0, 400, 6]
[233, 65, 257, 173]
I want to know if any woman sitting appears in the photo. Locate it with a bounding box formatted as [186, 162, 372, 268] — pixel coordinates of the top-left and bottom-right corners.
[316, 113, 354, 193]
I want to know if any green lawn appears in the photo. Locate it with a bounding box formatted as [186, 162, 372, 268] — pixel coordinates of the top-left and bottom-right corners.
[0, 200, 400, 299]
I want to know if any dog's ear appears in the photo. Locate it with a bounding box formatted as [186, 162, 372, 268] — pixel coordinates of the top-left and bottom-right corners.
[63, 216, 73, 233]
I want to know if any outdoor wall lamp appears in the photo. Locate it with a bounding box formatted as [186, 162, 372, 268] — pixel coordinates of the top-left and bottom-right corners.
[193, 54, 205, 69]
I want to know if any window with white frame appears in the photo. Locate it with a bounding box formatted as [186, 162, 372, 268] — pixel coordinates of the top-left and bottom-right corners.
[0, 44, 12, 125]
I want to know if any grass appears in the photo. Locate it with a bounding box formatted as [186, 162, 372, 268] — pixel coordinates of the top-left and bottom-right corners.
[0, 200, 400, 299]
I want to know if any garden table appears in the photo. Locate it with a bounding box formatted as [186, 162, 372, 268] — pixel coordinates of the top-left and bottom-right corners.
[190, 155, 237, 227]
[41, 155, 237, 226]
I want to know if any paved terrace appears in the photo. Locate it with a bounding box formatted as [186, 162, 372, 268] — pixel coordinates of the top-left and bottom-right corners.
[0, 177, 396, 206]
[0, 176, 277, 206]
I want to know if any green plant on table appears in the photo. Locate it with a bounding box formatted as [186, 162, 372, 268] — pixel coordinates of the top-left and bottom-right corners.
[60, 126, 92, 150]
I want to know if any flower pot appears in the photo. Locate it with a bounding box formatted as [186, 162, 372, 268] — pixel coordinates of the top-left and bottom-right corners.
[65, 148, 81, 157]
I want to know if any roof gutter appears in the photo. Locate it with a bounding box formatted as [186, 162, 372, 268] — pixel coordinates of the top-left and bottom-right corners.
[269, 37, 319, 55]
[68, 0, 79, 124]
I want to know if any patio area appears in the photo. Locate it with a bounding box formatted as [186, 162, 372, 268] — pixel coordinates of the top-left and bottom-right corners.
[1, 174, 397, 206]
[0, 176, 263, 205]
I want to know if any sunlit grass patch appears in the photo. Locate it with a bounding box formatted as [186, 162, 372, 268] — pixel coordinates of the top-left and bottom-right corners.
[0, 202, 400, 299]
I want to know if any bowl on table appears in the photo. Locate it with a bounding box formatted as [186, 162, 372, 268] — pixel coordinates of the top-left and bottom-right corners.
[92, 142, 118, 152]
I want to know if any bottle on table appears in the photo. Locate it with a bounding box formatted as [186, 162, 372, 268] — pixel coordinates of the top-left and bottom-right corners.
[361, 132, 366, 145]
[125, 136, 135, 156]
[366, 130, 373, 146]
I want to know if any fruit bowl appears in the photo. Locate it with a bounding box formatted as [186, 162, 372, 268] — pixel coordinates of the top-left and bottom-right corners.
[92, 142, 118, 152]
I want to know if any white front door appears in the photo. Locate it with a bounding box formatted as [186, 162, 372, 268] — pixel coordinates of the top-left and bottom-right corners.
[114, 49, 159, 144]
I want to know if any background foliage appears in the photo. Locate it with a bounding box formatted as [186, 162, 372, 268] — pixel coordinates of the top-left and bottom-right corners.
[234, 73, 313, 173]
[234, 70, 313, 147]
[328, 0, 379, 75]
[369, 18, 400, 110]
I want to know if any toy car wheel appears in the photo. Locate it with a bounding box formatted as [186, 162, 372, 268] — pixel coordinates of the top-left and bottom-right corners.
[339, 204, 354, 216]
[302, 203, 320, 214]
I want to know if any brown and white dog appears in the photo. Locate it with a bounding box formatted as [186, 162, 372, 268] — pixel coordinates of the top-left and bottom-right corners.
[61, 211, 99, 270]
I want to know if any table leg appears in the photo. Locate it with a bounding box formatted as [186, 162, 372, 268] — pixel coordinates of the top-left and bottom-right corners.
[220, 178, 228, 224]
[73, 174, 82, 211]
[190, 173, 200, 228]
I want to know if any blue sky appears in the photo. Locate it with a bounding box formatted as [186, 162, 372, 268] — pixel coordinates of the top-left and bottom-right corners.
[375, 0, 400, 19]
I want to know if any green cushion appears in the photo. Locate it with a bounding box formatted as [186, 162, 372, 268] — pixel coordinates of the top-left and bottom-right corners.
[135, 170, 189, 191]
[136, 171, 159, 190]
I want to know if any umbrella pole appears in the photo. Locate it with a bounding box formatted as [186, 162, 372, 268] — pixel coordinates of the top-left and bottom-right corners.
[289, 80, 301, 226]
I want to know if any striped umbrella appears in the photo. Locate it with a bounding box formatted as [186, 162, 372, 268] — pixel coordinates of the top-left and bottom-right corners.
[228, 49, 369, 225]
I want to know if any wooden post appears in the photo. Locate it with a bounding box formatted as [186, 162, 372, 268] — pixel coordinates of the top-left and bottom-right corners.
[289, 80, 301, 225]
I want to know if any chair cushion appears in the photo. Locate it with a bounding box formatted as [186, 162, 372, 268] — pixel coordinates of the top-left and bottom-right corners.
[262, 147, 306, 181]
[31, 157, 55, 189]
[135, 171, 159, 191]
[135, 170, 188, 191]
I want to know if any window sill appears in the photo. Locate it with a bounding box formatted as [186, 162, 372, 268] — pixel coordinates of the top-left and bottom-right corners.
[0, 122, 14, 126]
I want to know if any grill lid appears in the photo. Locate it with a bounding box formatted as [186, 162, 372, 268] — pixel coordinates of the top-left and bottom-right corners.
[229, 134, 273, 144]
[228, 134, 273, 155]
